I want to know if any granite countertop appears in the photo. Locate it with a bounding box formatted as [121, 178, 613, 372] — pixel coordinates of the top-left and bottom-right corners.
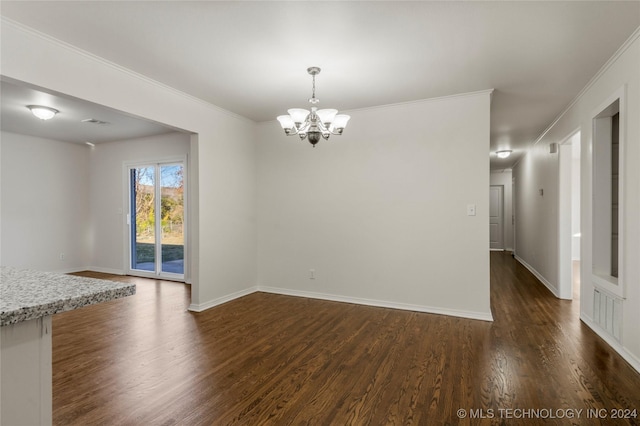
[0, 267, 136, 326]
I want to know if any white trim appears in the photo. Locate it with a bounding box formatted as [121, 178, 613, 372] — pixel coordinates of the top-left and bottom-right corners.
[511, 26, 640, 169]
[257, 286, 494, 322]
[0, 17, 252, 124]
[50, 266, 125, 275]
[87, 266, 126, 276]
[534, 27, 639, 149]
[188, 287, 258, 312]
[342, 88, 495, 115]
[514, 254, 562, 299]
[263, 89, 494, 124]
[557, 130, 581, 301]
[125, 269, 185, 283]
[49, 267, 91, 275]
[581, 314, 640, 374]
[489, 249, 504, 252]
[590, 85, 626, 299]
[86, 267, 191, 283]
[188, 285, 493, 321]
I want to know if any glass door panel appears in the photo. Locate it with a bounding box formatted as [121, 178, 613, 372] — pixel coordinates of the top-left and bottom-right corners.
[130, 166, 156, 272]
[160, 164, 184, 275]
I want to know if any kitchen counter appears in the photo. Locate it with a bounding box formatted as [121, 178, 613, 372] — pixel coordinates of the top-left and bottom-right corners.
[1, 266, 135, 326]
[0, 267, 136, 425]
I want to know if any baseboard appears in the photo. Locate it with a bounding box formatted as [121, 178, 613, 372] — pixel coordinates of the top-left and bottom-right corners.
[489, 248, 505, 252]
[580, 314, 640, 374]
[53, 267, 90, 274]
[257, 286, 494, 322]
[188, 286, 258, 312]
[87, 267, 191, 283]
[514, 255, 560, 298]
[187, 285, 494, 322]
[87, 266, 126, 275]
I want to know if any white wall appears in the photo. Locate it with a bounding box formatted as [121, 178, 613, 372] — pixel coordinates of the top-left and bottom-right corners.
[256, 92, 493, 321]
[88, 132, 190, 275]
[490, 170, 513, 251]
[513, 29, 640, 371]
[0, 132, 90, 272]
[512, 137, 560, 294]
[1, 18, 492, 323]
[1, 19, 257, 308]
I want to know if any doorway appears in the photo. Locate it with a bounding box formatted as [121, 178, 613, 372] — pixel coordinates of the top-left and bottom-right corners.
[512, 176, 516, 256]
[558, 131, 581, 299]
[128, 160, 186, 281]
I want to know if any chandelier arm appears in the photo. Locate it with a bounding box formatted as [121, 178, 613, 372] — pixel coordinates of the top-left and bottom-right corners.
[298, 121, 311, 134]
[285, 127, 300, 136]
[284, 118, 314, 136]
[316, 120, 329, 133]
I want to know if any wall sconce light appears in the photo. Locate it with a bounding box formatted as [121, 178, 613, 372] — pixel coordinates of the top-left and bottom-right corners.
[27, 105, 59, 120]
[496, 150, 512, 159]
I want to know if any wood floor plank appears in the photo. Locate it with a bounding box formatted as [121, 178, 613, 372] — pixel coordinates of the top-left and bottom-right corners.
[52, 253, 640, 425]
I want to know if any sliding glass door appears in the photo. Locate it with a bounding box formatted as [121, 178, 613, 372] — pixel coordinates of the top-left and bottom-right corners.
[129, 161, 185, 280]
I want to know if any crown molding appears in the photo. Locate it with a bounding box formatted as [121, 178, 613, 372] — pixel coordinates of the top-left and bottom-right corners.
[342, 88, 495, 117]
[531, 25, 640, 148]
[1, 17, 254, 124]
[260, 88, 494, 124]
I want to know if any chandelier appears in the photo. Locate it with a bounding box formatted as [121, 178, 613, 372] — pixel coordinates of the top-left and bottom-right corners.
[277, 67, 350, 147]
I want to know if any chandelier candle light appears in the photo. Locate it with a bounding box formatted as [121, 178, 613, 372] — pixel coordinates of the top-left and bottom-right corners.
[277, 67, 350, 147]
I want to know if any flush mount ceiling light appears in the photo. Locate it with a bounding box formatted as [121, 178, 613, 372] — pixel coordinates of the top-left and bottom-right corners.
[277, 67, 350, 147]
[496, 150, 512, 159]
[27, 105, 59, 120]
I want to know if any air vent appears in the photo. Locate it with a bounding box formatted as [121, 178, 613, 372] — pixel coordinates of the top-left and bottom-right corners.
[593, 288, 622, 341]
[81, 118, 110, 125]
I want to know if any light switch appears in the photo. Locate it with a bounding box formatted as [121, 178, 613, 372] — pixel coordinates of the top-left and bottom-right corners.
[467, 204, 476, 216]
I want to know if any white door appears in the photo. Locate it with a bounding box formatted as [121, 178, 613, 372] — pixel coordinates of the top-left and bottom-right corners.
[490, 185, 504, 250]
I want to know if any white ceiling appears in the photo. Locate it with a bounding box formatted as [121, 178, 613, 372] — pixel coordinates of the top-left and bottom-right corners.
[1, 79, 176, 144]
[1, 1, 639, 168]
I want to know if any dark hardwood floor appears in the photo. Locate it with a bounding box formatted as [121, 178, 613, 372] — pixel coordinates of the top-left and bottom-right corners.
[53, 252, 640, 425]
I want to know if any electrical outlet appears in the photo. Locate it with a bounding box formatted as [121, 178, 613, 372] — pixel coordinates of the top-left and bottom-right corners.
[467, 204, 476, 216]
[59, 253, 65, 261]
[309, 269, 316, 280]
